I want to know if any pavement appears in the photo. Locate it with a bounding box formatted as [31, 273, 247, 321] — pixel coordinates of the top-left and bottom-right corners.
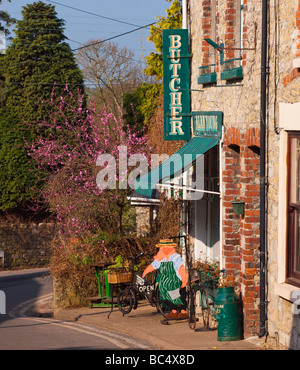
[32, 295, 267, 351]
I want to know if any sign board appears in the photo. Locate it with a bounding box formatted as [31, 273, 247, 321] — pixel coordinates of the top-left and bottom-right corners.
[163, 29, 190, 141]
[192, 111, 223, 138]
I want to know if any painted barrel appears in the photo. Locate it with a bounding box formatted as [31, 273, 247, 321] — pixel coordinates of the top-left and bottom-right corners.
[215, 287, 243, 341]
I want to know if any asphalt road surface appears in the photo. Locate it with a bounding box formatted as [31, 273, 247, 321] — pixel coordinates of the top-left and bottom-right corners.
[0, 268, 150, 350]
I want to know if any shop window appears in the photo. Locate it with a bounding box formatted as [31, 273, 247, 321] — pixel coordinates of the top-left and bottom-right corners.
[287, 133, 300, 287]
[221, 0, 244, 81]
[198, 0, 217, 85]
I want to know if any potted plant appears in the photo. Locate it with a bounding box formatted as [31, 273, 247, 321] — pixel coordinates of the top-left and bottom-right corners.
[191, 256, 221, 302]
[218, 275, 235, 288]
[105, 255, 132, 284]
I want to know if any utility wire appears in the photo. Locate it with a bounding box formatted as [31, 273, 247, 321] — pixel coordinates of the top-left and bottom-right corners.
[71, 12, 180, 52]
[71, 20, 158, 52]
[45, 0, 148, 29]
[3, 1, 180, 54]
[0, 9, 180, 77]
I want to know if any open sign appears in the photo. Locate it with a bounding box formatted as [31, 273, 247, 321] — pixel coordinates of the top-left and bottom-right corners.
[138, 284, 155, 293]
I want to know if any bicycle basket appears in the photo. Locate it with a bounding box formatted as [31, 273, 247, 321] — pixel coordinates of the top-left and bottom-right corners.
[107, 271, 132, 284]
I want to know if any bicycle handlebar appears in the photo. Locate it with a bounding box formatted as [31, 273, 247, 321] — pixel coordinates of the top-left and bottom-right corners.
[128, 251, 153, 261]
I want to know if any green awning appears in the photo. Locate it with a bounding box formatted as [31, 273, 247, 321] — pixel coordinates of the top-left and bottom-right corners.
[134, 136, 219, 198]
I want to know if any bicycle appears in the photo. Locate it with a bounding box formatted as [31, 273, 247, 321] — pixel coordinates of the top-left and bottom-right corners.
[116, 253, 170, 319]
[188, 268, 226, 330]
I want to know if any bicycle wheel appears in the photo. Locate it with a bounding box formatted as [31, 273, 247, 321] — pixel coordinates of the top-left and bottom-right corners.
[145, 290, 156, 307]
[199, 287, 210, 329]
[155, 287, 172, 319]
[143, 272, 158, 307]
[207, 292, 217, 329]
[117, 288, 135, 315]
[187, 286, 197, 330]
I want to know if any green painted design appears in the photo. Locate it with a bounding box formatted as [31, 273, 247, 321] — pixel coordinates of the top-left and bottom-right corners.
[159, 261, 183, 306]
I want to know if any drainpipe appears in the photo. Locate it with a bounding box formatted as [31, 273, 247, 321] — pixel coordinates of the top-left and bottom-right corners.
[181, 0, 188, 263]
[258, 0, 268, 339]
[219, 128, 224, 270]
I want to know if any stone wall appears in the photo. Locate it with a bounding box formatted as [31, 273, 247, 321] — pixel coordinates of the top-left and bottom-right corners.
[136, 207, 151, 237]
[265, 0, 300, 350]
[0, 223, 56, 269]
[135, 206, 158, 237]
[188, 0, 300, 346]
[189, 0, 262, 338]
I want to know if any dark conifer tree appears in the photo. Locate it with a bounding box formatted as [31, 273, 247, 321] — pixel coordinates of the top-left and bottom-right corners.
[0, 1, 85, 213]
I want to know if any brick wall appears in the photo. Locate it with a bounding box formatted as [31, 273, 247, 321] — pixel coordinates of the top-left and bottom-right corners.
[223, 127, 241, 283]
[225, 0, 237, 60]
[223, 127, 260, 336]
[202, 0, 213, 66]
[190, 0, 300, 349]
[241, 0, 247, 66]
[240, 128, 260, 334]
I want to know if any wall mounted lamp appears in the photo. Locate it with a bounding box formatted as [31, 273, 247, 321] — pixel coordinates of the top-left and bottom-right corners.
[231, 201, 245, 218]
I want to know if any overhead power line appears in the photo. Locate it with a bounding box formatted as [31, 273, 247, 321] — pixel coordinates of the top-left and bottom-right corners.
[0, 7, 181, 73]
[45, 0, 148, 29]
[70, 12, 181, 52]
[42, 1, 181, 52]
[4, 0, 181, 53]
[71, 20, 158, 52]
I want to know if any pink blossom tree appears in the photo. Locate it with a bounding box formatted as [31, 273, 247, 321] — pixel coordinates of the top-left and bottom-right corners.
[27, 85, 151, 262]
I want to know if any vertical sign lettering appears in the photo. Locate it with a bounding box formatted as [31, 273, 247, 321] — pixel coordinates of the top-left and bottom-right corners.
[163, 29, 190, 141]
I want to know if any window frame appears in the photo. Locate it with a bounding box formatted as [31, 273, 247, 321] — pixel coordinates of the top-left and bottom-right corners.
[220, 0, 244, 81]
[286, 132, 300, 287]
[198, 0, 217, 85]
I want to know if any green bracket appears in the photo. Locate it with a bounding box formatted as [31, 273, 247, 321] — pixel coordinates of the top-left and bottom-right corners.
[167, 113, 192, 117]
[167, 54, 193, 59]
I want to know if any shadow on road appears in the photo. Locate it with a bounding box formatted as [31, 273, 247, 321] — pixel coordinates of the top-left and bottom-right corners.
[0, 268, 52, 323]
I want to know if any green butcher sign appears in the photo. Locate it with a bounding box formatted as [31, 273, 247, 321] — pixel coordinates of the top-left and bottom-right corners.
[163, 29, 190, 141]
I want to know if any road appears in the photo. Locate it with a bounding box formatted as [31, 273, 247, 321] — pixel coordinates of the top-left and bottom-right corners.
[0, 268, 151, 350]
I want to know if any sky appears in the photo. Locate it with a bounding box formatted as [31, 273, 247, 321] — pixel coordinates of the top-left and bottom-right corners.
[1, 0, 171, 61]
